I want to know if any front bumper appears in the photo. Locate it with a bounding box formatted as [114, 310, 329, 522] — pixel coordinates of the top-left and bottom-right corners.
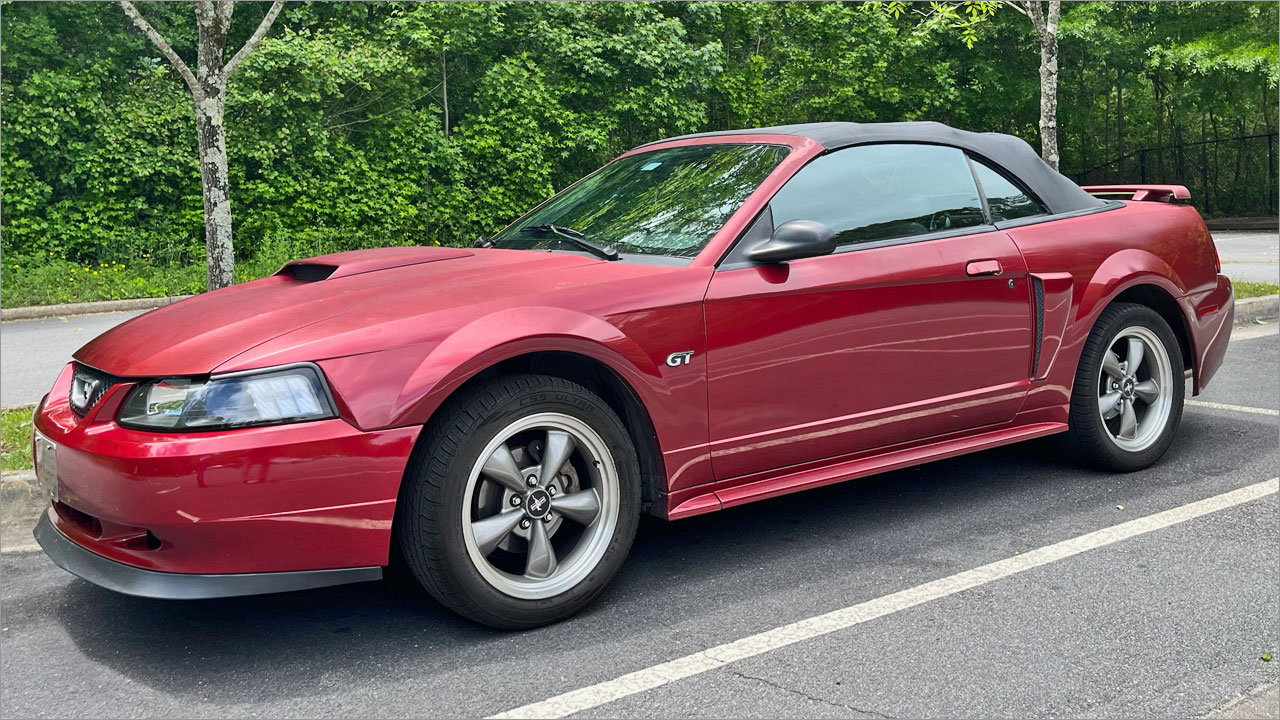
[35, 512, 381, 599]
[33, 363, 421, 579]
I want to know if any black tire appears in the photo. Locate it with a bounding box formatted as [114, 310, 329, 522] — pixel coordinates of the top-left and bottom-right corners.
[396, 373, 640, 629]
[1063, 302, 1185, 471]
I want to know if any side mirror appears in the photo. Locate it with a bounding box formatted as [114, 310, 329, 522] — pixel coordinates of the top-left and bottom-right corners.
[746, 220, 837, 264]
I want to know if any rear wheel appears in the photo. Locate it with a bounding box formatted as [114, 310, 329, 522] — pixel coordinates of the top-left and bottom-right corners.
[1064, 302, 1185, 471]
[397, 373, 640, 629]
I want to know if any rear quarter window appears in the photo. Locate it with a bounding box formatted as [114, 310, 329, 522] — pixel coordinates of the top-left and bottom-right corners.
[970, 159, 1049, 222]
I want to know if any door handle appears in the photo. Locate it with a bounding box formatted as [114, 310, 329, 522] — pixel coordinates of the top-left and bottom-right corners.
[965, 259, 1003, 276]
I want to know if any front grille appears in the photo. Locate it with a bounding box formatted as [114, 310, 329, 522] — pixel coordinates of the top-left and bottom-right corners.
[70, 363, 118, 417]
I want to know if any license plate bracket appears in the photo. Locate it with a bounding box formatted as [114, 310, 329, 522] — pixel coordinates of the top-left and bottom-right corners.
[33, 431, 59, 503]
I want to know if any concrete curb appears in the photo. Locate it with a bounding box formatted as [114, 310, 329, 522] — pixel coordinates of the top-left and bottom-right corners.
[1205, 216, 1279, 231]
[2, 471, 42, 512]
[1, 471, 42, 554]
[1236, 294, 1280, 325]
[1, 471, 45, 534]
[1, 295, 191, 322]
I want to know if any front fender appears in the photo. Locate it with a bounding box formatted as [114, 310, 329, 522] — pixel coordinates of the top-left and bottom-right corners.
[392, 306, 665, 428]
[319, 307, 666, 432]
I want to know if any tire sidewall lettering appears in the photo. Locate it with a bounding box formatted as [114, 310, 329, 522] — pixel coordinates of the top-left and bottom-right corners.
[518, 391, 594, 413]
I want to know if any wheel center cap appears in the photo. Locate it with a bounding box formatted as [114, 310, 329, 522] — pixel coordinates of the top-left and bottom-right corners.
[525, 489, 552, 519]
[1121, 378, 1136, 398]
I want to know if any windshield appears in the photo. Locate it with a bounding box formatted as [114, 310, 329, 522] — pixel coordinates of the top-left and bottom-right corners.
[490, 143, 789, 259]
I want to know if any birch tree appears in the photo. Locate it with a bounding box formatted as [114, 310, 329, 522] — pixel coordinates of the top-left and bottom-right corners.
[1004, 1, 1062, 170]
[870, 1, 1062, 170]
[119, 0, 285, 290]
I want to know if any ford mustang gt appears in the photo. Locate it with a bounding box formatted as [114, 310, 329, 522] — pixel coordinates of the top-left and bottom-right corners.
[33, 122, 1233, 628]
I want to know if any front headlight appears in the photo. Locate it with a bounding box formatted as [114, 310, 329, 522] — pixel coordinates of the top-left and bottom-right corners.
[118, 364, 337, 431]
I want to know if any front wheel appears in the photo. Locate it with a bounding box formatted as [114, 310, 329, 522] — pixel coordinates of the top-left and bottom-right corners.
[397, 374, 640, 629]
[1064, 302, 1185, 471]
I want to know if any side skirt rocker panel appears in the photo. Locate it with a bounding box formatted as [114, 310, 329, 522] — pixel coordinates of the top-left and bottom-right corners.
[666, 420, 1067, 519]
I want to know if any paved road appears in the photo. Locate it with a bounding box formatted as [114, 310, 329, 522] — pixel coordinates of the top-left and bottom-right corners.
[1, 230, 1274, 409]
[2, 328, 1275, 718]
[1214, 231, 1279, 285]
[0, 311, 144, 408]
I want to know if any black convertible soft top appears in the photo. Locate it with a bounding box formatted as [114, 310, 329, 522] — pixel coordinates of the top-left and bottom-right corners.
[643, 121, 1105, 215]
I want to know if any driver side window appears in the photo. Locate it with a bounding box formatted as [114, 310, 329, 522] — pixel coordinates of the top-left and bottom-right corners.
[770, 144, 986, 248]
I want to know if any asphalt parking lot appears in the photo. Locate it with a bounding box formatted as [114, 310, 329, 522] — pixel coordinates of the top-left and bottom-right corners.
[1, 323, 1276, 718]
[1214, 231, 1280, 285]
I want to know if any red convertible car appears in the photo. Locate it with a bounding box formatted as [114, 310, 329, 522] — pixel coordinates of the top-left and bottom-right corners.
[33, 122, 1233, 628]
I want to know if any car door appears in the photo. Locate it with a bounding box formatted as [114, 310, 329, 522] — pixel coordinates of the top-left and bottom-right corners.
[704, 143, 1035, 481]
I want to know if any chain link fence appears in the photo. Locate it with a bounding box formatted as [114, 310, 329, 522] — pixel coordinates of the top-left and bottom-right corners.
[1072, 134, 1278, 219]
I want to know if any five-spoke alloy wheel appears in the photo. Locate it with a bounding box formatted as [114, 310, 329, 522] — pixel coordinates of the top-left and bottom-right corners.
[463, 413, 620, 599]
[1066, 302, 1185, 471]
[1096, 326, 1175, 452]
[397, 373, 640, 629]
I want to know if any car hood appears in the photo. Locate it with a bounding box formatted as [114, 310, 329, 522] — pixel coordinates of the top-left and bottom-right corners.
[73, 246, 643, 377]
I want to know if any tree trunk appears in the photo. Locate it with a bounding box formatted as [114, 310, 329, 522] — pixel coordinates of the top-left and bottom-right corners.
[1116, 71, 1124, 179]
[1102, 79, 1110, 174]
[441, 49, 450, 138]
[1025, 0, 1061, 170]
[196, 92, 234, 289]
[193, 2, 233, 289]
[118, 0, 284, 291]
[1230, 118, 1243, 214]
[1200, 114, 1209, 216]
[1211, 112, 1219, 203]
[1037, 44, 1059, 169]
[1154, 75, 1164, 179]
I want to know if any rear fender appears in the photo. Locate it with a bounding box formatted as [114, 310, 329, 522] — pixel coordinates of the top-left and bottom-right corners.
[1053, 250, 1199, 393]
[1076, 249, 1188, 328]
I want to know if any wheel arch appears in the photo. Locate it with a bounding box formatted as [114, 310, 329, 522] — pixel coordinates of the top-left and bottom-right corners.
[1074, 248, 1196, 373]
[437, 350, 668, 515]
[386, 307, 672, 516]
[1076, 249, 1188, 324]
[1107, 283, 1194, 374]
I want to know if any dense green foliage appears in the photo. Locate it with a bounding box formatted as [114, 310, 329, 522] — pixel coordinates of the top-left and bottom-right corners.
[2, 1, 1276, 304]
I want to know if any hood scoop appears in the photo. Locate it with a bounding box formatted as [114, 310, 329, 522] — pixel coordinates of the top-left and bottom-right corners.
[277, 246, 473, 282]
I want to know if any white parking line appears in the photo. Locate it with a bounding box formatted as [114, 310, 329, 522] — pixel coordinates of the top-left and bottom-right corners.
[490, 477, 1280, 720]
[1187, 400, 1280, 417]
[0, 542, 39, 555]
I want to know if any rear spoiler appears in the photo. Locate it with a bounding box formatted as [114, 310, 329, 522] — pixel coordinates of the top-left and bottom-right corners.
[1081, 184, 1191, 203]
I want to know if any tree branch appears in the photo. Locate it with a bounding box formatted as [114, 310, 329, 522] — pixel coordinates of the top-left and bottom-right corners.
[1045, 0, 1061, 36]
[1000, 0, 1031, 19]
[1010, 0, 1047, 37]
[321, 81, 444, 132]
[224, 0, 286, 78]
[215, 0, 235, 32]
[119, 0, 199, 94]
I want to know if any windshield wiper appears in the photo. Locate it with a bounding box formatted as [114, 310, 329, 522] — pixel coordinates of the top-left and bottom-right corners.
[520, 224, 620, 261]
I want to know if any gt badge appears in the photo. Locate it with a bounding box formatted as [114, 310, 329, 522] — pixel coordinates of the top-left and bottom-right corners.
[666, 351, 695, 367]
